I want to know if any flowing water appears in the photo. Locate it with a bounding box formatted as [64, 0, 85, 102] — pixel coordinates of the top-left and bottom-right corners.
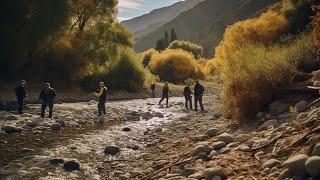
[0, 97, 187, 180]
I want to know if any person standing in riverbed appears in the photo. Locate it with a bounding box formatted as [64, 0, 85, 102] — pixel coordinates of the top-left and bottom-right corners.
[39, 83, 56, 118]
[159, 82, 170, 108]
[150, 83, 156, 98]
[15, 80, 26, 114]
[93, 82, 107, 116]
[194, 80, 205, 111]
[183, 84, 193, 110]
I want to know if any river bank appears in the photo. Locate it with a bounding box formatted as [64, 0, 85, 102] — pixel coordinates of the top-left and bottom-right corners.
[0, 82, 320, 180]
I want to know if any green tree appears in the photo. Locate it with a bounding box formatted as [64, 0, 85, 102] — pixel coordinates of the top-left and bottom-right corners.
[170, 28, 177, 42]
[68, 0, 118, 33]
[163, 31, 169, 47]
[156, 39, 165, 52]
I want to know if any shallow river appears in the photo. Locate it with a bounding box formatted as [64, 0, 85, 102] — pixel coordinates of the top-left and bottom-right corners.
[0, 97, 187, 180]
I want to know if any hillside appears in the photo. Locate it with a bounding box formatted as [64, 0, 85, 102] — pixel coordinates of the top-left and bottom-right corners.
[122, 0, 205, 38]
[134, 0, 281, 57]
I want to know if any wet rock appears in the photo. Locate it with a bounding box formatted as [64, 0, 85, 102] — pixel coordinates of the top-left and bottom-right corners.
[141, 112, 153, 120]
[262, 159, 281, 169]
[21, 148, 35, 153]
[104, 145, 120, 155]
[127, 116, 140, 121]
[26, 121, 38, 128]
[312, 143, 320, 156]
[1, 125, 20, 134]
[191, 143, 212, 156]
[305, 156, 320, 177]
[294, 100, 308, 112]
[49, 158, 64, 165]
[179, 117, 191, 121]
[6, 115, 18, 120]
[155, 128, 163, 133]
[206, 128, 220, 137]
[217, 133, 233, 144]
[55, 119, 66, 127]
[270, 167, 278, 173]
[131, 145, 139, 151]
[226, 142, 240, 149]
[51, 123, 61, 131]
[211, 141, 226, 150]
[284, 154, 309, 177]
[122, 127, 131, 132]
[63, 160, 80, 171]
[119, 174, 130, 180]
[209, 150, 218, 158]
[188, 171, 204, 179]
[279, 169, 291, 180]
[202, 167, 226, 179]
[190, 135, 208, 142]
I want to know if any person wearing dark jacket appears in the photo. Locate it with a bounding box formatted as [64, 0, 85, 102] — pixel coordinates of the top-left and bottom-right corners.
[93, 82, 107, 116]
[39, 83, 56, 118]
[194, 80, 205, 111]
[159, 82, 170, 107]
[15, 80, 26, 114]
[183, 84, 192, 110]
[151, 83, 156, 98]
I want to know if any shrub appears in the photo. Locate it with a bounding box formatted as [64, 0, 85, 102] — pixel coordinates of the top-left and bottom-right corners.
[205, 58, 220, 75]
[141, 48, 159, 67]
[81, 48, 146, 92]
[168, 40, 203, 59]
[149, 49, 205, 83]
[221, 33, 317, 120]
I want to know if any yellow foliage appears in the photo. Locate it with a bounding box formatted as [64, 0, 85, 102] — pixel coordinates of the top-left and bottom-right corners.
[149, 49, 205, 83]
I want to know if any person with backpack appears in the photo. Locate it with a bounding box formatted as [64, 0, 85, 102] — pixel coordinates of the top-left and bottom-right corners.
[93, 82, 108, 116]
[194, 80, 205, 111]
[183, 84, 192, 110]
[15, 80, 27, 114]
[39, 83, 56, 118]
[159, 82, 170, 107]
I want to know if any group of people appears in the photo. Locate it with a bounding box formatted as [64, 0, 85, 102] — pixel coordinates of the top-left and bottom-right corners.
[152, 80, 205, 111]
[14, 79, 204, 119]
[15, 80, 56, 118]
[14, 80, 107, 118]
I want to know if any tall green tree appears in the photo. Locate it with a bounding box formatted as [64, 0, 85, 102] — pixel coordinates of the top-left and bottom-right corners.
[156, 39, 165, 52]
[163, 31, 169, 47]
[170, 28, 177, 42]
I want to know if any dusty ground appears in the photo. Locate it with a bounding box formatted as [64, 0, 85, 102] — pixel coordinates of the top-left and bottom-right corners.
[0, 82, 320, 180]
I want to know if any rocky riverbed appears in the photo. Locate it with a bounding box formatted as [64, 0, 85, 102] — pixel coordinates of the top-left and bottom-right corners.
[1, 86, 320, 180]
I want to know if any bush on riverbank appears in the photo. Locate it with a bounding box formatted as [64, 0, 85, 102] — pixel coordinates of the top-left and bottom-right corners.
[81, 48, 146, 92]
[141, 48, 159, 68]
[216, 0, 315, 120]
[168, 40, 203, 59]
[148, 49, 205, 84]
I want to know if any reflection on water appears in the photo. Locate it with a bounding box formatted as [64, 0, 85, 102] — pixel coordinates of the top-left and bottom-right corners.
[0, 97, 186, 179]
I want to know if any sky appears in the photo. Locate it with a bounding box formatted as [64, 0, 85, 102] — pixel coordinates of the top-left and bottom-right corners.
[118, 0, 182, 21]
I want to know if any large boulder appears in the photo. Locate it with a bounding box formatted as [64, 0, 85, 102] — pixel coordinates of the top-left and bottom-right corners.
[258, 120, 279, 130]
[269, 100, 291, 114]
[51, 123, 61, 131]
[104, 145, 120, 155]
[305, 156, 320, 177]
[26, 121, 38, 128]
[1, 125, 20, 134]
[294, 100, 308, 112]
[63, 160, 80, 171]
[191, 143, 212, 156]
[283, 154, 309, 177]
[6, 115, 18, 120]
[49, 158, 64, 165]
[211, 141, 226, 150]
[217, 133, 234, 144]
[262, 159, 282, 169]
[206, 128, 220, 137]
[202, 167, 226, 179]
[313, 143, 320, 156]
